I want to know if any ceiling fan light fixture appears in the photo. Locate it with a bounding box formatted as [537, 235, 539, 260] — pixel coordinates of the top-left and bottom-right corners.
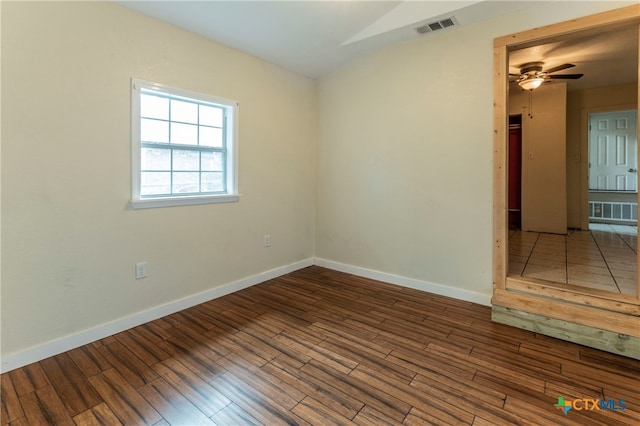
[518, 76, 544, 91]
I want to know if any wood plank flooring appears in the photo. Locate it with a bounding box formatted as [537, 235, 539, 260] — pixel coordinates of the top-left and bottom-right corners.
[2, 266, 639, 425]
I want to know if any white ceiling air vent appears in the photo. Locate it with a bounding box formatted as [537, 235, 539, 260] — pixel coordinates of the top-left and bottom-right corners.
[416, 16, 458, 35]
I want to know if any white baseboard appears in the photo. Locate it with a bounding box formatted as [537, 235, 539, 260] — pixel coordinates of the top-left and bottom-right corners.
[1, 257, 490, 373]
[0, 258, 314, 374]
[314, 258, 491, 307]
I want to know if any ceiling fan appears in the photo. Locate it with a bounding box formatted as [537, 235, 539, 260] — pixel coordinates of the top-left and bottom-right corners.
[511, 62, 584, 90]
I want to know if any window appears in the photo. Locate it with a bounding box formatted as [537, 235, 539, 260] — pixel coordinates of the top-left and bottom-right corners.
[131, 79, 238, 209]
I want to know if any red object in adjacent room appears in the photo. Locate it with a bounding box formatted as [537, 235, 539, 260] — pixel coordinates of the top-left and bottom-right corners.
[508, 125, 522, 228]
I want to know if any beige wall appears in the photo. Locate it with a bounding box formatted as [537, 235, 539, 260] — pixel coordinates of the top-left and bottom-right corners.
[567, 83, 638, 228]
[1, 2, 316, 358]
[510, 84, 568, 234]
[315, 2, 632, 294]
[316, 23, 494, 292]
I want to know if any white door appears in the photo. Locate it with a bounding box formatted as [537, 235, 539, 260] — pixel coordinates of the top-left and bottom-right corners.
[589, 110, 638, 191]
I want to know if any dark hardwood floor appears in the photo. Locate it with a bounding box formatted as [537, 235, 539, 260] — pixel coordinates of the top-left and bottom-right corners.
[2, 266, 639, 425]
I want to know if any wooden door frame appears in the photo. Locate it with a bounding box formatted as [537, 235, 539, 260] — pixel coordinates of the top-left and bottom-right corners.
[492, 5, 640, 337]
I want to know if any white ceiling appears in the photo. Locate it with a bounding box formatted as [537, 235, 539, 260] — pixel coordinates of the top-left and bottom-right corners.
[116, 1, 637, 89]
[509, 25, 638, 92]
[115, 0, 532, 78]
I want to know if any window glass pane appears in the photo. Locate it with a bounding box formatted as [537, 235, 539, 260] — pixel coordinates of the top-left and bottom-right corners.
[171, 99, 198, 124]
[141, 118, 169, 143]
[141, 94, 169, 120]
[201, 152, 224, 171]
[171, 122, 198, 145]
[199, 126, 223, 147]
[172, 172, 200, 194]
[133, 80, 238, 205]
[141, 148, 171, 171]
[202, 172, 224, 192]
[173, 150, 200, 171]
[141, 172, 170, 195]
[200, 105, 223, 127]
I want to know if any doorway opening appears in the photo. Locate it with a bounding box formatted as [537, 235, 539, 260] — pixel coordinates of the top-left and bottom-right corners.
[493, 4, 640, 357]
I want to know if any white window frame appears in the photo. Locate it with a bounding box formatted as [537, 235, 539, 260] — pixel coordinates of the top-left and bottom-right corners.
[130, 78, 239, 209]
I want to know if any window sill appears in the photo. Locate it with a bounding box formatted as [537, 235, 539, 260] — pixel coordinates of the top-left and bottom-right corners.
[130, 194, 239, 209]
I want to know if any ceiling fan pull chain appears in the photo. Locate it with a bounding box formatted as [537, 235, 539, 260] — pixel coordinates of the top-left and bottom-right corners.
[528, 89, 534, 119]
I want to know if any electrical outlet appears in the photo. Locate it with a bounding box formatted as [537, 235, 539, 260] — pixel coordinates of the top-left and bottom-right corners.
[136, 261, 148, 279]
[263, 235, 271, 247]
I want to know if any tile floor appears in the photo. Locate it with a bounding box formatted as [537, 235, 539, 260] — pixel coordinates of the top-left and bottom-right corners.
[508, 223, 637, 295]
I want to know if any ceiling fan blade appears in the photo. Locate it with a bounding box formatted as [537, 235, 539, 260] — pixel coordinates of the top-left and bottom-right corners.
[547, 73, 584, 79]
[544, 63, 576, 74]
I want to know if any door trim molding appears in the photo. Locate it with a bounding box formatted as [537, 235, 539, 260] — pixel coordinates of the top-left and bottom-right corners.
[492, 5, 640, 340]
